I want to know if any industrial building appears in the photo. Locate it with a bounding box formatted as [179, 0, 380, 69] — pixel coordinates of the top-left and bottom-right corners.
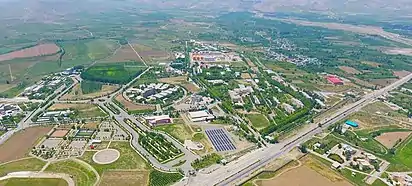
[188, 110, 215, 122]
[144, 115, 173, 126]
[326, 75, 344, 85]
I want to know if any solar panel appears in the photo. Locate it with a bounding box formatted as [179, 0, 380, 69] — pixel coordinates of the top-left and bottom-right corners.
[205, 128, 236, 152]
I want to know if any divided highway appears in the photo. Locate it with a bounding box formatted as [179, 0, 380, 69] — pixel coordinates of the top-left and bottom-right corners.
[182, 72, 412, 186]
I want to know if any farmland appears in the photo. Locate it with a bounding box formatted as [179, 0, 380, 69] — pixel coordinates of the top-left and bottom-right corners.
[159, 76, 200, 93]
[81, 63, 145, 84]
[99, 171, 149, 186]
[0, 43, 60, 62]
[375, 131, 411, 148]
[0, 126, 51, 163]
[131, 44, 171, 65]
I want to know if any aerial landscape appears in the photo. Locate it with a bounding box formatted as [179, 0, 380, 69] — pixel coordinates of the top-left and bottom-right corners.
[2, 0, 412, 186]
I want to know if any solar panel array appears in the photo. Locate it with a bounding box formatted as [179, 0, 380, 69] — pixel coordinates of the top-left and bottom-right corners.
[205, 128, 236, 152]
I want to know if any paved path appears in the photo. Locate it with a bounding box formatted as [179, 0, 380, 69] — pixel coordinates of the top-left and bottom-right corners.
[0, 171, 75, 186]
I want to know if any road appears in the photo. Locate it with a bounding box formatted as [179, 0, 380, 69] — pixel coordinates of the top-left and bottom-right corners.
[179, 72, 412, 186]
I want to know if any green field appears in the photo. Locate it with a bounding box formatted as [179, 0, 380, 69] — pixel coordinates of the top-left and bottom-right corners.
[80, 80, 103, 94]
[149, 170, 183, 186]
[45, 160, 96, 186]
[0, 158, 46, 177]
[79, 142, 148, 175]
[0, 178, 68, 186]
[81, 63, 145, 84]
[155, 124, 193, 143]
[246, 114, 270, 130]
[191, 153, 222, 170]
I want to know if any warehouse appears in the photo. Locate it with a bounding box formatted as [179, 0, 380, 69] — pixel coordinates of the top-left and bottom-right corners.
[188, 110, 215, 122]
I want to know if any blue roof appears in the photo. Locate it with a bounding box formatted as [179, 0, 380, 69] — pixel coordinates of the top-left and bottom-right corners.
[345, 120, 358, 127]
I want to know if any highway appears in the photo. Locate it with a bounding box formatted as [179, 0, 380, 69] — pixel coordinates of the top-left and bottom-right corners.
[181, 72, 412, 186]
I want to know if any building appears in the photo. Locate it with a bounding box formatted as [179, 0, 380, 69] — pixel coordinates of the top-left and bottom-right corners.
[142, 88, 156, 98]
[188, 110, 215, 122]
[326, 75, 344, 85]
[144, 115, 173, 126]
[345, 120, 359, 127]
[291, 98, 304, 108]
[282, 103, 295, 114]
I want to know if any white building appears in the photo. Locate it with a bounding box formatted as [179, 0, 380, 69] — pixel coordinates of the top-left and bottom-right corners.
[291, 98, 304, 108]
[188, 110, 215, 122]
[282, 103, 295, 114]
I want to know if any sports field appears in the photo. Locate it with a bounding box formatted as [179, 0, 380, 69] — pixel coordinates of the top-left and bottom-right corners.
[246, 114, 270, 130]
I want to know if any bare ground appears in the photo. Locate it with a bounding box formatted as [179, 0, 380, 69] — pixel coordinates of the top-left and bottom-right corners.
[0, 126, 51, 163]
[375, 132, 411, 149]
[115, 94, 155, 111]
[0, 44, 60, 62]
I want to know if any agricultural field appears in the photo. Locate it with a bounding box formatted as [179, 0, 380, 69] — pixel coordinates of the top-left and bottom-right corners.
[99, 44, 143, 64]
[131, 44, 171, 65]
[80, 142, 148, 175]
[99, 171, 149, 186]
[81, 63, 145, 84]
[243, 155, 351, 186]
[60, 81, 119, 101]
[0, 178, 68, 186]
[47, 103, 107, 118]
[375, 131, 411, 148]
[149, 170, 183, 186]
[159, 76, 200, 93]
[45, 160, 97, 186]
[0, 126, 51, 163]
[0, 157, 46, 177]
[0, 43, 60, 62]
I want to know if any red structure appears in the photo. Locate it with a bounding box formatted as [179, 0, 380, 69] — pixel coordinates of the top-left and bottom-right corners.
[326, 75, 344, 85]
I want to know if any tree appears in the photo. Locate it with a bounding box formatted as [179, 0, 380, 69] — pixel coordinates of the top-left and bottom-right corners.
[299, 145, 308, 153]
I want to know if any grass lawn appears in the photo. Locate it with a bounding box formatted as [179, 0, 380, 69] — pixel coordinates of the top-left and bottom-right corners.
[0, 178, 68, 186]
[45, 160, 96, 186]
[0, 158, 46, 177]
[154, 124, 193, 143]
[149, 170, 183, 186]
[48, 103, 107, 118]
[387, 137, 412, 171]
[246, 114, 270, 130]
[81, 63, 145, 84]
[191, 153, 222, 170]
[80, 142, 148, 175]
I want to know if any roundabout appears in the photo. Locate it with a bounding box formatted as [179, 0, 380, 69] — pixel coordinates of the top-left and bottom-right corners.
[92, 149, 120, 165]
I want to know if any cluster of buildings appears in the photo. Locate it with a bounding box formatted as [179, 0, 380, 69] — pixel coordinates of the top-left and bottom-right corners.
[229, 85, 254, 106]
[22, 75, 67, 99]
[61, 67, 81, 76]
[0, 104, 21, 120]
[265, 49, 320, 66]
[126, 83, 181, 103]
[190, 51, 241, 63]
[326, 75, 344, 85]
[36, 110, 73, 123]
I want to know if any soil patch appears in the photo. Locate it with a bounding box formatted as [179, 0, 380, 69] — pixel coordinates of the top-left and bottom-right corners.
[375, 132, 411, 148]
[99, 171, 149, 186]
[393, 70, 411, 78]
[361, 61, 381, 67]
[159, 76, 199, 93]
[115, 94, 155, 111]
[339, 66, 361, 74]
[383, 48, 412, 56]
[0, 126, 51, 163]
[370, 78, 398, 87]
[0, 44, 60, 62]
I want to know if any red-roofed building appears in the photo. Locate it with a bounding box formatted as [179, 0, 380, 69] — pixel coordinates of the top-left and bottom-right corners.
[326, 75, 344, 85]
